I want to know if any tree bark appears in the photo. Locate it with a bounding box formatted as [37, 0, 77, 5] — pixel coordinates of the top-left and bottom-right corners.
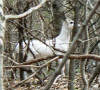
[18, 20, 24, 80]
[0, 0, 5, 90]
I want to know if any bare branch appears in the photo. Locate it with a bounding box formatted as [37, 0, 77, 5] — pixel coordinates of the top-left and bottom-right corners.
[5, 0, 46, 20]
[69, 54, 100, 60]
[4, 56, 60, 69]
[4, 65, 40, 69]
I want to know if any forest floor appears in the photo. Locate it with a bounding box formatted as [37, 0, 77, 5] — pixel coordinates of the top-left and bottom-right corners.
[5, 73, 84, 90]
[5, 73, 100, 90]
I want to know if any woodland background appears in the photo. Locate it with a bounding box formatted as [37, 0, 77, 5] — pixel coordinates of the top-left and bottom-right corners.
[0, 0, 100, 90]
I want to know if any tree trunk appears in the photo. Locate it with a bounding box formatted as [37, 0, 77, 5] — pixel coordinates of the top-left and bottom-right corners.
[18, 22, 24, 80]
[0, 0, 5, 90]
[68, 2, 80, 90]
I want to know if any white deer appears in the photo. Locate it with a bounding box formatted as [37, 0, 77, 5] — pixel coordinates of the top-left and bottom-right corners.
[15, 18, 74, 80]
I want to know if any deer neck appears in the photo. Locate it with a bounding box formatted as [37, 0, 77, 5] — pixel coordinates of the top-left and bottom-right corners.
[56, 22, 71, 42]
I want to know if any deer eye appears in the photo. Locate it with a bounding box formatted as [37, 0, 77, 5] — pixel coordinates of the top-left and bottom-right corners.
[70, 21, 73, 24]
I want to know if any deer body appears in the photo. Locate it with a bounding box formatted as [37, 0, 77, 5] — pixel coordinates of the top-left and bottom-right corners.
[15, 18, 74, 78]
[26, 19, 73, 58]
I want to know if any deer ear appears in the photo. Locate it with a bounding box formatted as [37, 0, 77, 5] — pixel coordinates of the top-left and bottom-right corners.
[65, 19, 68, 23]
